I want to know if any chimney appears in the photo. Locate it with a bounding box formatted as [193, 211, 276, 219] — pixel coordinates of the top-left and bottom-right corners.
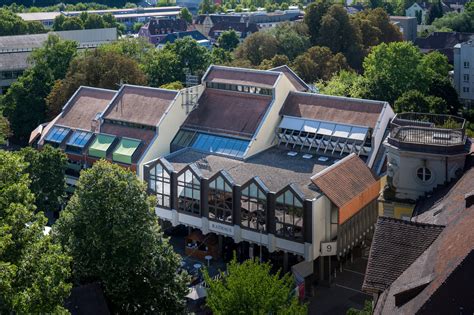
[466, 191, 474, 209]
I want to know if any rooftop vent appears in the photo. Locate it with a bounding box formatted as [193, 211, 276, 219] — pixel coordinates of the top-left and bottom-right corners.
[287, 151, 298, 157]
[318, 156, 329, 162]
[302, 154, 313, 159]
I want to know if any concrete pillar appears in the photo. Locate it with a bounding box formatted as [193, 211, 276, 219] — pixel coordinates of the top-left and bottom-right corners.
[267, 192, 276, 235]
[249, 244, 254, 259]
[303, 200, 313, 243]
[200, 178, 209, 218]
[233, 185, 241, 225]
[170, 172, 178, 210]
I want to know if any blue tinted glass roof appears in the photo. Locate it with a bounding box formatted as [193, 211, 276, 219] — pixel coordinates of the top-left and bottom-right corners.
[191, 133, 249, 158]
[67, 130, 93, 148]
[45, 126, 70, 143]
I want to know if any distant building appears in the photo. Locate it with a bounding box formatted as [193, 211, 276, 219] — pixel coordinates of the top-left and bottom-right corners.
[0, 28, 118, 94]
[138, 18, 188, 45]
[156, 30, 211, 49]
[415, 31, 474, 63]
[405, 2, 450, 24]
[17, 6, 182, 29]
[208, 21, 259, 40]
[390, 16, 417, 42]
[454, 39, 474, 106]
[379, 113, 470, 219]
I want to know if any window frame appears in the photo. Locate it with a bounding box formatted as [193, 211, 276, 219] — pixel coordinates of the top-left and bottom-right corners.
[274, 185, 305, 242]
[240, 178, 268, 232]
[208, 171, 234, 225]
[177, 166, 201, 216]
[149, 160, 172, 209]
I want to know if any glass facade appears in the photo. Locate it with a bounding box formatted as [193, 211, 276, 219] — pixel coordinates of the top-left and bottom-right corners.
[208, 175, 233, 224]
[177, 169, 201, 215]
[149, 163, 171, 208]
[45, 126, 70, 144]
[206, 81, 273, 96]
[275, 189, 304, 241]
[241, 182, 267, 232]
[172, 130, 250, 158]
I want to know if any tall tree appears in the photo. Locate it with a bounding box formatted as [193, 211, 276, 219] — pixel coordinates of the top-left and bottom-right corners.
[394, 90, 447, 114]
[0, 151, 71, 313]
[292, 46, 349, 83]
[234, 31, 279, 65]
[304, 0, 331, 44]
[46, 49, 147, 119]
[55, 160, 188, 313]
[19, 145, 67, 214]
[217, 29, 240, 51]
[163, 36, 212, 76]
[269, 22, 310, 60]
[204, 258, 307, 315]
[0, 9, 46, 36]
[179, 7, 193, 24]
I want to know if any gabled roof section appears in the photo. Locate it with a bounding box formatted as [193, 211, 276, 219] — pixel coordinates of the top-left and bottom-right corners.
[280, 91, 386, 129]
[182, 88, 273, 138]
[311, 154, 377, 208]
[102, 85, 178, 127]
[270, 65, 310, 92]
[203, 65, 280, 89]
[55, 86, 116, 131]
[362, 217, 444, 294]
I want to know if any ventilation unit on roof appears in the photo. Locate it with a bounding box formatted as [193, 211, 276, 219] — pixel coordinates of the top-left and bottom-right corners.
[302, 154, 313, 159]
[287, 151, 298, 157]
[318, 156, 329, 162]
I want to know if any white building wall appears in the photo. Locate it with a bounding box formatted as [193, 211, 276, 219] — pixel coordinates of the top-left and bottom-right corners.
[454, 41, 474, 105]
[369, 102, 395, 167]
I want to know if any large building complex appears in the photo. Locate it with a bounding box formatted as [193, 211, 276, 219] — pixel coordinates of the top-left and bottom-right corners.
[30, 65, 395, 291]
[0, 28, 117, 94]
[454, 39, 474, 107]
[17, 6, 182, 29]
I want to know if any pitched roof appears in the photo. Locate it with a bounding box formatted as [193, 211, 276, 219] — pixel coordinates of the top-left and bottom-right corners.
[203, 65, 280, 89]
[0, 33, 49, 51]
[270, 65, 310, 92]
[414, 32, 474, 62]
[311, 154, 377, 207]
[362, 217, 444, 294]
[55, 86, 117, 131]
[145, 18, 187, 35]
[102, 85, 178, 127]
[280, 91, 385, 129]
[0, 51, 31, 71]
[159, 30, 207, 44]
[182, 88, 273, 138]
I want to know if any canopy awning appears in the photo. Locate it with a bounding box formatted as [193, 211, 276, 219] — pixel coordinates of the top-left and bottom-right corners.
[88, 134, 116, 158]
[112, 138, 141, 164]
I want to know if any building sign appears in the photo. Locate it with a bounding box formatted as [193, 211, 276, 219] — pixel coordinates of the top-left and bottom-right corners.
[209, 221, 234, 236]
[321, 241, 337, 256]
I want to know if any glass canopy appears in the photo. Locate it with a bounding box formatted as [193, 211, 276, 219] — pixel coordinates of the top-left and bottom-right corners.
[88, 134, 116, 158]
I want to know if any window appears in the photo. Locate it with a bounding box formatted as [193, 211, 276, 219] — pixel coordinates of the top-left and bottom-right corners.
[45, 126, 70, 144]
[463, 87, 470, 93]
[208, 174, 233, 224]
[149, 163, 171, 208]
[66, 130, 92, 153]
[416, 167, 432, 182]
[241, 182, 267, 232]
[177, 169, 201, 215]
[275, 188, 304, 242]
[463, 74, 470, 82]
[464, 61, 470, 68]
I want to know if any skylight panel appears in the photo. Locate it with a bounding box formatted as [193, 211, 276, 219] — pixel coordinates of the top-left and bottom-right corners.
[279, 117, 304, 131]
[45, 126, 70, 143]
[349, 127, 368, 141]
[191, 133, 249, 158]
[67, 130, 93, 148]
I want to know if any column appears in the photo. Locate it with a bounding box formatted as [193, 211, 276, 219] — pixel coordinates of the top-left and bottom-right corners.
[233, 185, 241, 226]
[200, 178, 209, 218]
[170, 172, 178, 210]
[267, 192, 276, 235]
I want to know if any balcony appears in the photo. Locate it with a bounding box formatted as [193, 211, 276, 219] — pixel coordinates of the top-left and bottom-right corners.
[387, 113, 467, 154]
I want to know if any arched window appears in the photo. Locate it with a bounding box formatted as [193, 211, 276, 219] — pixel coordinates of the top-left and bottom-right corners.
[275, 187, 304, 242]
[149, 162, 171, 209]
[177, 169, 201, 216]
[241, 181, 267, 232]
[208, 173, 233, 224]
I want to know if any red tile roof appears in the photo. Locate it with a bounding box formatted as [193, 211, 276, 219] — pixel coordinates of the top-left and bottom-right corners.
[311, 154, 378, 208]
[102, 85, 177, 127]
[183, 88, 273, 138]
[280, 91, 385, 129]
[55, 87, 116, 131]
[204, 66, 279, 89]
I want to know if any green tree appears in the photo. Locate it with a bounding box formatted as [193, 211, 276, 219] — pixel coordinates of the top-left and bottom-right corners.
[354, 41, 427, 104]
[133, 22, 144, 32]
[428, 77, 462, 115]
[217, 29, 240, 51]
[426, 0, 444, 24]
[212, 47, 234, 64]
[55, 160, 188, 313]
[2, 35, 77, 144]
[394, 90, 447, 113]
[61, 16, 85, 31]
[354, 8, 402, 48]
[98, 37, 154, 65]
[0, 151, 71, 313]
[292, 46, 349, 83]
[204, 258, 307, 315]
[0, 9, 46, 36]
[347, 300, 372, 315]
[259, 54, 290, 69]
[235, 31, 279, 65]
[304, 0, 331, 44]
[160, 81, 184, 89]
[19, 145, 67, 214]
[84, 14, 106, 29]
[318, 5, 364, 69]
[420, 50, 450, 80]
[199, 0, 216, 13]
[269, 22, 310, 60]
[164, 36, 211, 77]
[0, 116, 10, 145]
[317, 70, 360, 97]
[180, 7, 193, 24]
[143, 49, 181, 87]
[46, 49, 147, 119]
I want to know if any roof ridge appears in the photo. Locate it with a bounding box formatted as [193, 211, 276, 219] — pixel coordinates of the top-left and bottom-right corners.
[289, 90, 387, 106]
[378, 216, 446, 229]
[310, 153, 357, 181]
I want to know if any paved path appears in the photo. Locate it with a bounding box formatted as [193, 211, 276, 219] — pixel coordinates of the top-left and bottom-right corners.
[307, 257, 371, 315]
